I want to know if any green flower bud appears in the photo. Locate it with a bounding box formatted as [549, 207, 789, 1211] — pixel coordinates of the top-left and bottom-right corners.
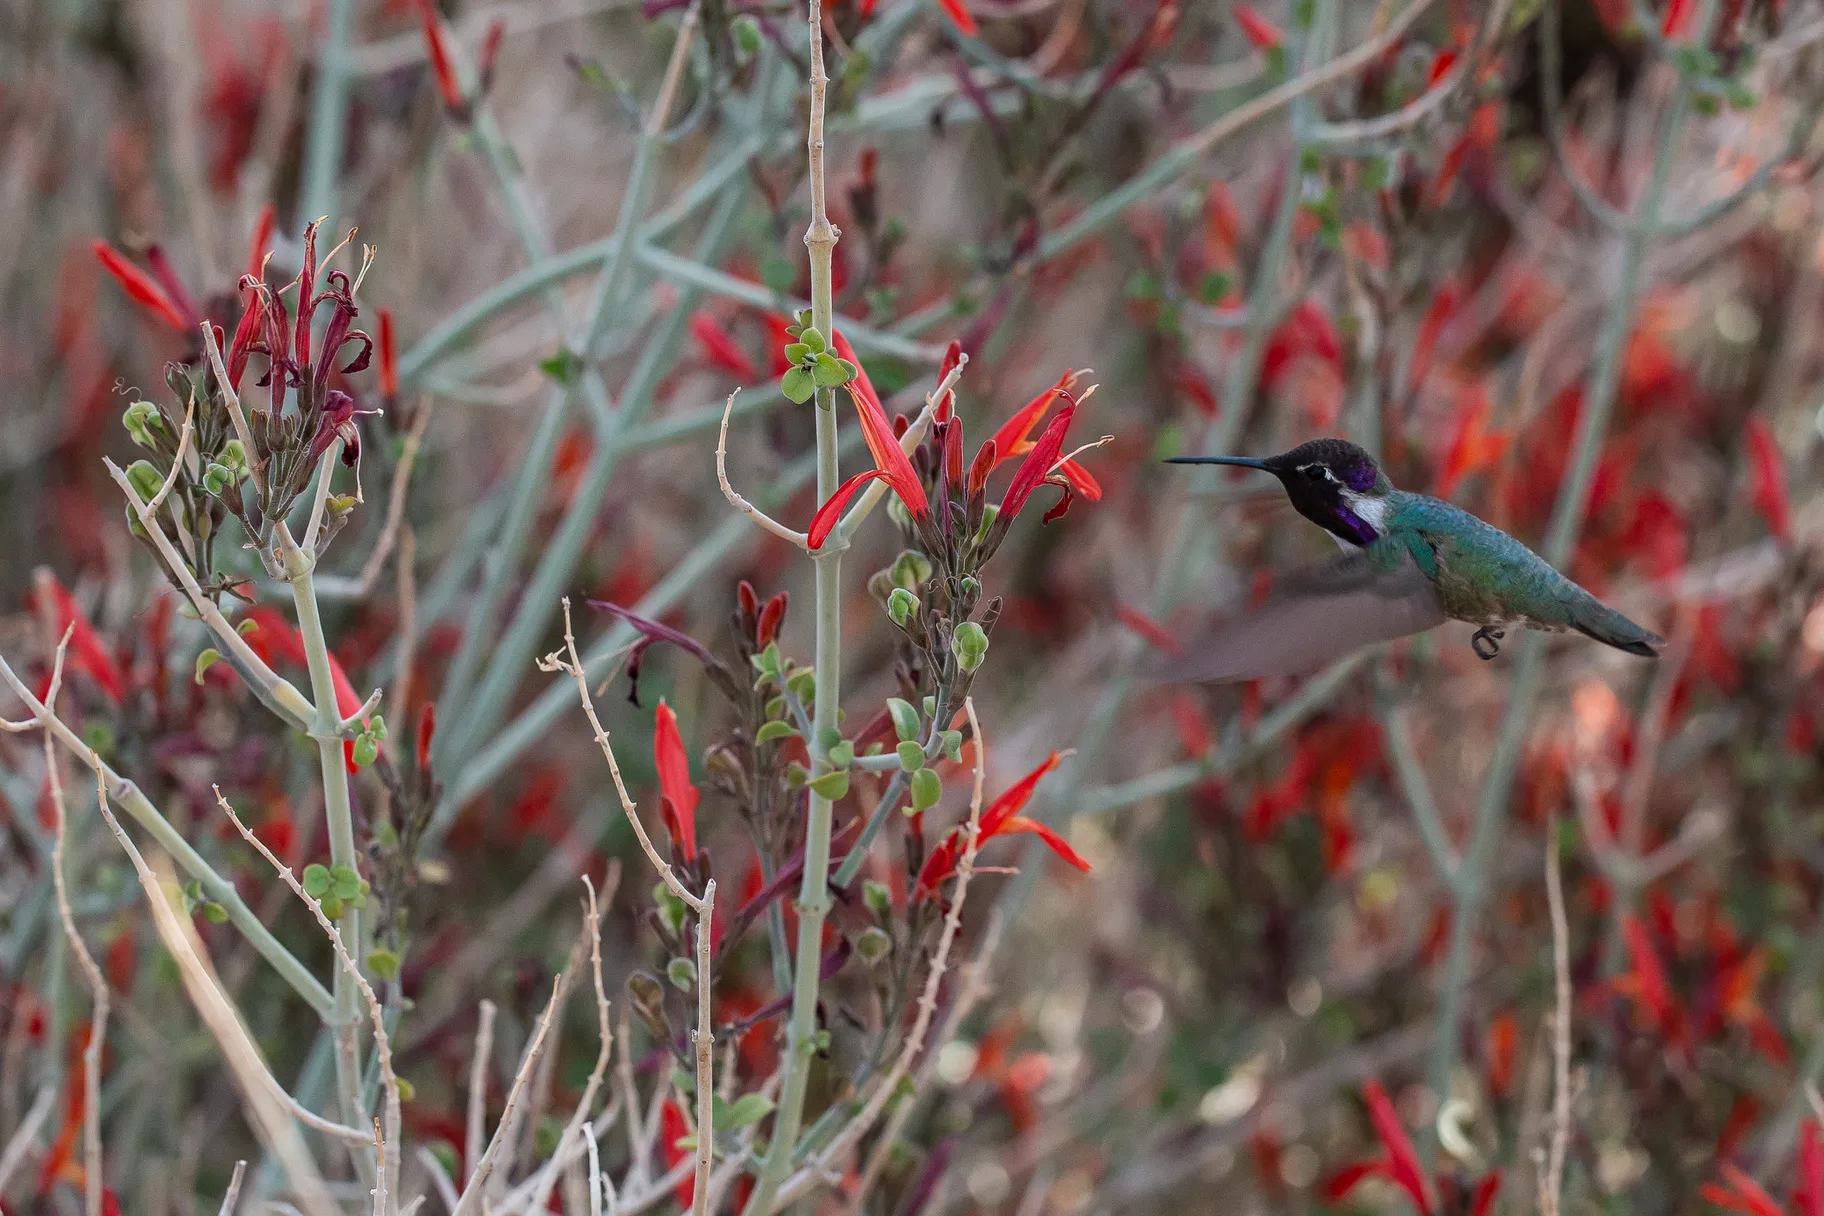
[126, 459, 164, 503]
[863, 880, 893, 915]
[887, 587, 918, 627]
[890, 550, 932, 589]
[353, 735, 380, 767]
[202, 463, 234, 495]
[219, 439, 247, 470]
[122, 401, 163, 447]
[952, 621, 989, 672]
[667, 957, 696, 990]
[855, 927, 892, 964]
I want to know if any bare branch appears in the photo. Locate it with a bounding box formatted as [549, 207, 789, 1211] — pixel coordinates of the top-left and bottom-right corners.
[718, 390, 811, 549]
[1540, 813, 1571, 1216]
[466, 1000, 497, 1189]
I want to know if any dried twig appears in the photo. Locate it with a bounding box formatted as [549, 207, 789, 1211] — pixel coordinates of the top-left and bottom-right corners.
[1540, 813, 1571, 1216]
[450, 976, 564, 1216]
[717, 389, 810, 548]
[466, 999, 497, 1187]
[217, 1159, 247, 1216]
[43, 626, 109, 1216]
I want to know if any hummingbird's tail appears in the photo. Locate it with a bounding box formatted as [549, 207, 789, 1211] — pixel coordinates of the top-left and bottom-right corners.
[1569, 599, 1664, 658]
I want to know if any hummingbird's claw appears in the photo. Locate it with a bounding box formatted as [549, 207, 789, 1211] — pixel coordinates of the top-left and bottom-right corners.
[1471, 626, 1505, 661]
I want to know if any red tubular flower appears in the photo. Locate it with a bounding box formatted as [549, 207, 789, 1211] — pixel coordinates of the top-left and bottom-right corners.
[1363, 1080, 1432, 1216]
[1427, 49, 1459, 88]
[1616, 913, 1683, 1040]
[1232, 3, 1283, 50]
[756, 592, 787, 647]
[1796, 1120, 1824, 1216]
[808, 470, 886, 550]
[1747, 417, 1792, 542]
[144, 247, 201, 330]
[843, 381, 929, 519]
[246, 203, 275, 284]
[1702, 1164, 1788, 1216]
[31, 573, 124, 705]
[987, 370, 1080, 469]
[998, 399, 1076, 525]
[477, 16, 507, 93]
[416, 703, 436, 772]
[915, 751, 1089, 896]
[936, 0, 978, 36]
[659, 1099, 695, 1209]
[414, 0, 467, 113]
[377, 308, 399, 401]
[966, 438, 997, 498]
[830, 329, 886, 417]
[92, 241, 192, 332]
[226, 279, 265, 390]
[1662, 0, 1697, 38]
[654, 700, 699, 861]
[934, 338, 964, 421]
[689, 311, 758, 380]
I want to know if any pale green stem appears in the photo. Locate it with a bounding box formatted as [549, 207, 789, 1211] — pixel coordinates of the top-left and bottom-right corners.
[0, 652, 335, 1017]
[279, 522, 371, 1171]
[1422, 5, 1700, 1150]
[299, 0, 355, 232]
[742, 4, 842, 1210]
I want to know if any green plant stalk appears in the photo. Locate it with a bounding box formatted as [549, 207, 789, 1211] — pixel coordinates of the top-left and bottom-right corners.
[280, 522, 370, 1164]
[1422, 22, 1696, 1150]
[743, 5, 842, 1209]
[445, 166, 749, 769]
[0, 653, 336, 1016]
[298, 0, 355, 232]
[999, 0, 1333, 920]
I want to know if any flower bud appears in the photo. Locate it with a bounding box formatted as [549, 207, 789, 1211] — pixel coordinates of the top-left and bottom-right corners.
[667, 957, 696, 990]
[202, 463, 234, 495]
[952, 621, 989, 672]
[219, 439, 247, 471]
[855, 926, 892, 964]
[890, 550, 932, 589]
[126, 460, 164, 503]
[887, 587, 918, 627]
[863, 880, 893, 915]
[123, 401, 163, 447]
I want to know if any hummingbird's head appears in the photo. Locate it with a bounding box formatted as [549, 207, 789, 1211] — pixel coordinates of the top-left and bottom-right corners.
[1167, 437, 1392, 548]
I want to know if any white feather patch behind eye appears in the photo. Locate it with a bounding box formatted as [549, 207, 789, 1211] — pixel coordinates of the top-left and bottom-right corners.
[1343, 491, 1387, 532]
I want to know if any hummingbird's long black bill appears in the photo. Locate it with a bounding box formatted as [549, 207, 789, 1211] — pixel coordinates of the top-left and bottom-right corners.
[1164, 456, 1271, 470]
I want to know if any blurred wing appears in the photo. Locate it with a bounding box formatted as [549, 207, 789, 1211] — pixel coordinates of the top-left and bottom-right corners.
[1160, 544, 1446, 683]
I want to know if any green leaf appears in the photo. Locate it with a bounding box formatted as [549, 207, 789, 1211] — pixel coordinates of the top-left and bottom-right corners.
[755, 720, 797, 746]
[331, 865, 363, 901]
[320, 893, 344, 921]
[783, 342, 810, 363]
[203, 901, 229, 924]
[1196, 271, 1232, 305]
[395, 1077, 415, 1102]
[897, 741, 925, 772]
[910, 767, 943, 812]
[886, 697, 920, 742]
[941, 730, 964, 763]
[539, 349, 583, 385]
[194, 648, 222, 685]
[302, 864, 332, 899]
[726, 1093, 775, 1128]
[367, 949, 401, 981]
[807, 769, 850, 800]
[781, 366, 816, 404]
[863, 880, 893, 914]
[829, 739, 855, 769]
[800, 327, 827, 354]
[812, 351, 851, 388]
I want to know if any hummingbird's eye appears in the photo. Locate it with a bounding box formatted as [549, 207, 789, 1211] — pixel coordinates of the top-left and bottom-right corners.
[1303, 465, 1328, 482]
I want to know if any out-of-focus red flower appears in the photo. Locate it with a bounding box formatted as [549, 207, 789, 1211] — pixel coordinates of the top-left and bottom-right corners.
[1622, 491, 1690, 579]
[1322, 1081, 1435, 1215]
[1427, 49, 1459, 87]
[933, 338, 964, 422]
[1233, 4, 1283, 50]
[1662, 0, 1697, 38]
[659, 1099, 695, 1209]
[1486, 1013, 1518, 1096]
[1702, 1163, 1788, 1216]
[377, 308, 399, 400]
[239, 606, 371, 772]
[654, 700, 699, 861]
[92, 241, 193, 332]
[246, 203, 275, 284]
[1614, 914, 1687, 1046]
[477, 16, 507, 92]
[1795, 1119, 1824, 1216]
[915, 751, 1089, 897]
[413, 0, 467, 113]
[1115, 604, 1179, 654]
[689, 311, 757, 381]
[1746, 417, 1792, 542]
[1435, 382, 1509, 499]
[31, 573, 125, 705]
[936, 0, 978, 36]
[1409, 281, 1462, 396]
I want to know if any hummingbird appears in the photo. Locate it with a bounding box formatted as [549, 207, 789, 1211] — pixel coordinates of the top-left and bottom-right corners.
[1162, 438, 1663, 682]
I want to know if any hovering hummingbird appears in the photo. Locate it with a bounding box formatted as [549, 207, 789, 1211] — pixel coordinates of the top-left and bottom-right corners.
[1162, 438, 1663, 681]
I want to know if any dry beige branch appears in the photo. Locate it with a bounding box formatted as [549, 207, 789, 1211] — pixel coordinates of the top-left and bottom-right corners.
[215, 785, 403, 1213]
[1541, 812, 1571, 1216]
[217, 1159, 247, 1216]
[450, 976, 564, 1216]
[42, 627, 109, 1216]
[718, 390, 811, 549]
[466, 999, 497, 1188]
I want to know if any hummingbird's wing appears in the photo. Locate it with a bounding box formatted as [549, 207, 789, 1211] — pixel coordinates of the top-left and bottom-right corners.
[1161, 542, 1447, 683]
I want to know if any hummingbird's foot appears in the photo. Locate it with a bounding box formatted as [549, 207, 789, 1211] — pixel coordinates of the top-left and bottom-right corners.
[1471, 627, 1505, 661]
